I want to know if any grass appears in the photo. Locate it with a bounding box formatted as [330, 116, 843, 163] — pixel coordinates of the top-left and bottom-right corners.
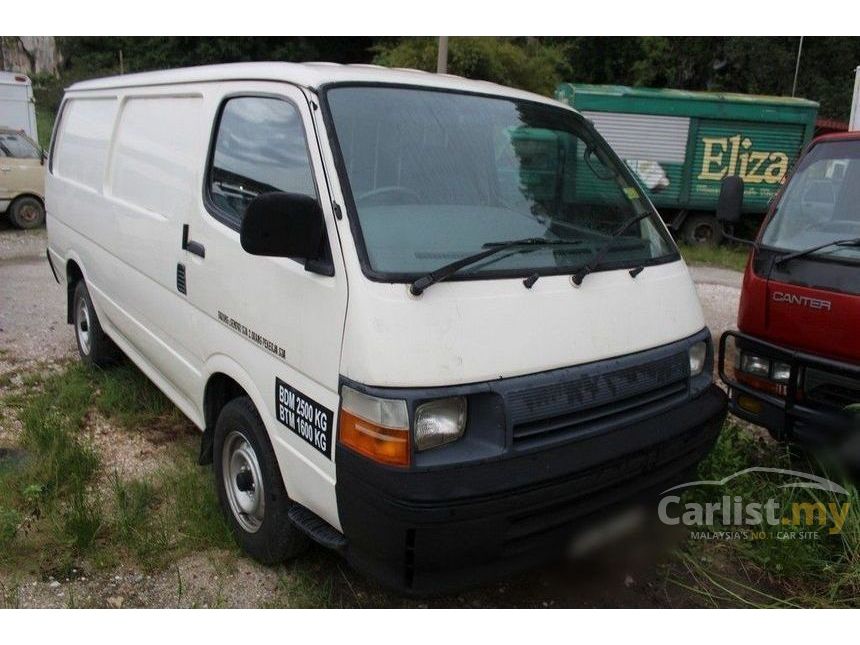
[0, 360, 233, 577]
[678, 243, 751, 273]
[669, 421, 860, 607]
[35, 104, 56, 151]
[94, 363, 184, 428]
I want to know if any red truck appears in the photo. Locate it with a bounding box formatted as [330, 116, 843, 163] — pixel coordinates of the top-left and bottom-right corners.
[717, 130, 860, 450]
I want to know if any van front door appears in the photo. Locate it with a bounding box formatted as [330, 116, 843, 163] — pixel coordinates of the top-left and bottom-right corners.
[184, 83, 348, 529]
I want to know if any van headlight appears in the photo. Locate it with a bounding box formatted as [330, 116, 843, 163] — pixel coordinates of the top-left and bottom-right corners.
[414, 397, 467, 451]
[688, 341, 707, 376]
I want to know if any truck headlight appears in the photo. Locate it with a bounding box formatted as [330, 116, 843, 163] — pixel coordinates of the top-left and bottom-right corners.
[771, 361, 791, 383]
[740, 353, 770, 378]
[689, 341, 707, 376]
[414, 397, 467, 451]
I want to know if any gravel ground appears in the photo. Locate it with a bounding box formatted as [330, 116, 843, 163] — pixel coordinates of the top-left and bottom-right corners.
[0, 223, 745, 608]
[0, 222, 75, 369]
[688, 265, 742, 341]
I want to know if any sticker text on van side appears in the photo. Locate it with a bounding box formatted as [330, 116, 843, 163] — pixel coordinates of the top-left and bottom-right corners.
[698, 134, 789, 184]
[217, 311, 286, 360]
[275, 378, 333, 458]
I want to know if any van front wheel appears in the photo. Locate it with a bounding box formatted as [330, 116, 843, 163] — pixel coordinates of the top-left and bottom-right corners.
[72, 281, 119, 367]
[213, 397, 308, 564]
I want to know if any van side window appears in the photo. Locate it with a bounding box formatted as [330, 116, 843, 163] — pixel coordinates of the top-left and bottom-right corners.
[207, 96, 316, 228]
[0, 132, 40, 159]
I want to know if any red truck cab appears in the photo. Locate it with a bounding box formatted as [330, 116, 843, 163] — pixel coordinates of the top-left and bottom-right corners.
[718, 131, 860, 446]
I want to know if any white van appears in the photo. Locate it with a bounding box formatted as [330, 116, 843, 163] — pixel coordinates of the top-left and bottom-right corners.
[46, 63, 727, 593]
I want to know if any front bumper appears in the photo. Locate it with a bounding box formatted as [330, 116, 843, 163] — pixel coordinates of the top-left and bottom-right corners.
[719, 330, 859, 445]
[336, 383, 726, 595]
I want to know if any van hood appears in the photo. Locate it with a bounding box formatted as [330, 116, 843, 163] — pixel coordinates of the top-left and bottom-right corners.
[340, 259, 705, 387]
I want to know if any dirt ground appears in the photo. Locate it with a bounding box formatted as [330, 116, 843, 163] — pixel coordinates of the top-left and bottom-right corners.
[0, 222, 742, 608]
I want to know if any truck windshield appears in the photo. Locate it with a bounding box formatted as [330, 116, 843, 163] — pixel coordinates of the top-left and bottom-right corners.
[761, 140, 860, 264]
[324, 86, 676, 279]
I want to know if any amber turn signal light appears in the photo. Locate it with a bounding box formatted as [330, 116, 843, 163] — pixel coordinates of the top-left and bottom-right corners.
[337, 386, 410, 467]
[339, 410, 410, 466]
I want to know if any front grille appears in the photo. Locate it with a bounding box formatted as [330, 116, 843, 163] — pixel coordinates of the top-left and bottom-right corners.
[509, 351, 689, 445]
[503, 419, 712, 555]
[804, 367, 860, 409]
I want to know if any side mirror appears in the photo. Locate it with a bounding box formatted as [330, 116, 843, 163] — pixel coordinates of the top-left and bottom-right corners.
[716, 175, 744, 224]
[240, 192, 328, 269]
[715, 175, 754, 246]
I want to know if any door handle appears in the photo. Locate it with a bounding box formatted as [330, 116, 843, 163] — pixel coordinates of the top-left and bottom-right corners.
[181, 224, 206, 258]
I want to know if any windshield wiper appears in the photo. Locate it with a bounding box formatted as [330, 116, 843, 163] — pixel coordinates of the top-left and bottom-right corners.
[570, 212, 652, 286]
[409, 238, 582, 296]
[774, 237, 860, 266]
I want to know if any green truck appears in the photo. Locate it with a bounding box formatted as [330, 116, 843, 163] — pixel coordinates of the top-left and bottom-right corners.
[555, 83, 819, 245]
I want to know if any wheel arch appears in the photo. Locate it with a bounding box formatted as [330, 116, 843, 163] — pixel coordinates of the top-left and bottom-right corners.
[199, 356, 269, 466]
[65, 256, 85, 324]
[10, 192, 45, 208]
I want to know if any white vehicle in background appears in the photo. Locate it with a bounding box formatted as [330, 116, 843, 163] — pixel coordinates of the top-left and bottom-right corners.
[46, 63, 727, 594]
[0, 72, 39, 143]
[850, 65, 860, 131]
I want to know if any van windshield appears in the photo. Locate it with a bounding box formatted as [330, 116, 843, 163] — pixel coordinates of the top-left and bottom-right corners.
[761, 140, 860, 264]
[324, 86, 676, 279]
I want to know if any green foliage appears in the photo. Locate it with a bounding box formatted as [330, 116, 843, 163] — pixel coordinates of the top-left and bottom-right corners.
[32, 36, 860, 131]
[61, 490, 103, 551]
[373, 37, 571, 96]
[35, 103, 55, 150]
[0, 506, 21, 549]
[676, 422, 860, 606]
[111, 475, 170, 568]
[17, 363, 98, 500]
[95, 363, 181, 428]
[0, 360, 231, 573]
[157, 452, 235, 553]
[678, 243, 750, 273]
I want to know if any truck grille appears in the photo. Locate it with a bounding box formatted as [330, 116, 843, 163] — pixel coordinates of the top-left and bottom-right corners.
[509, 352, 689, 446]
[804, 367, 860, 409]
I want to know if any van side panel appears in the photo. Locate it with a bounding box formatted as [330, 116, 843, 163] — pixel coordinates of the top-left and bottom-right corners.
[101, 94, 207, 404]
[48, 97, 120, 336]
[48, 82, 349, 531]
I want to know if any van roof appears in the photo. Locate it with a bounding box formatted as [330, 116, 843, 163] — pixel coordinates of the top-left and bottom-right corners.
[0, 71, 32, 86]
[66, 62, 562, 107]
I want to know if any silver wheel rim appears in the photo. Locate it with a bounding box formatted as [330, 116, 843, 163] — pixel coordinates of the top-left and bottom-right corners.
[222, 430, 265, 533]
[76, 297, 92, 355]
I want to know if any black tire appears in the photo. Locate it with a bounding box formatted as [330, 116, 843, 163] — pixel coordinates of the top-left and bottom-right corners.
[681, 213, 723, 247]
[9, 196, 45, 229]
[72, 281, 120, 367]
[213, 396, 308, 564]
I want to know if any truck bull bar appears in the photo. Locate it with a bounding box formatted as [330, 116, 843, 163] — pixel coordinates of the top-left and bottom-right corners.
[718, 330, 860, 443]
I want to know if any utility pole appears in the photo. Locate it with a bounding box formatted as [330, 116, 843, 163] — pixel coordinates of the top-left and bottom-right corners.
[436, 37, 448, 74]
[791, 36, 804, 97]
[119, 49, 124, 75]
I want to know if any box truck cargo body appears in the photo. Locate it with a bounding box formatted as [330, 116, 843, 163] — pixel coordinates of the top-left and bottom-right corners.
[556, 83, 818, 245]
[0, 72, 38, 144]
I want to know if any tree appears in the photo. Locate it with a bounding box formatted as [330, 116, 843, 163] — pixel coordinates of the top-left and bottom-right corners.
[372, 37, 571, 96]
